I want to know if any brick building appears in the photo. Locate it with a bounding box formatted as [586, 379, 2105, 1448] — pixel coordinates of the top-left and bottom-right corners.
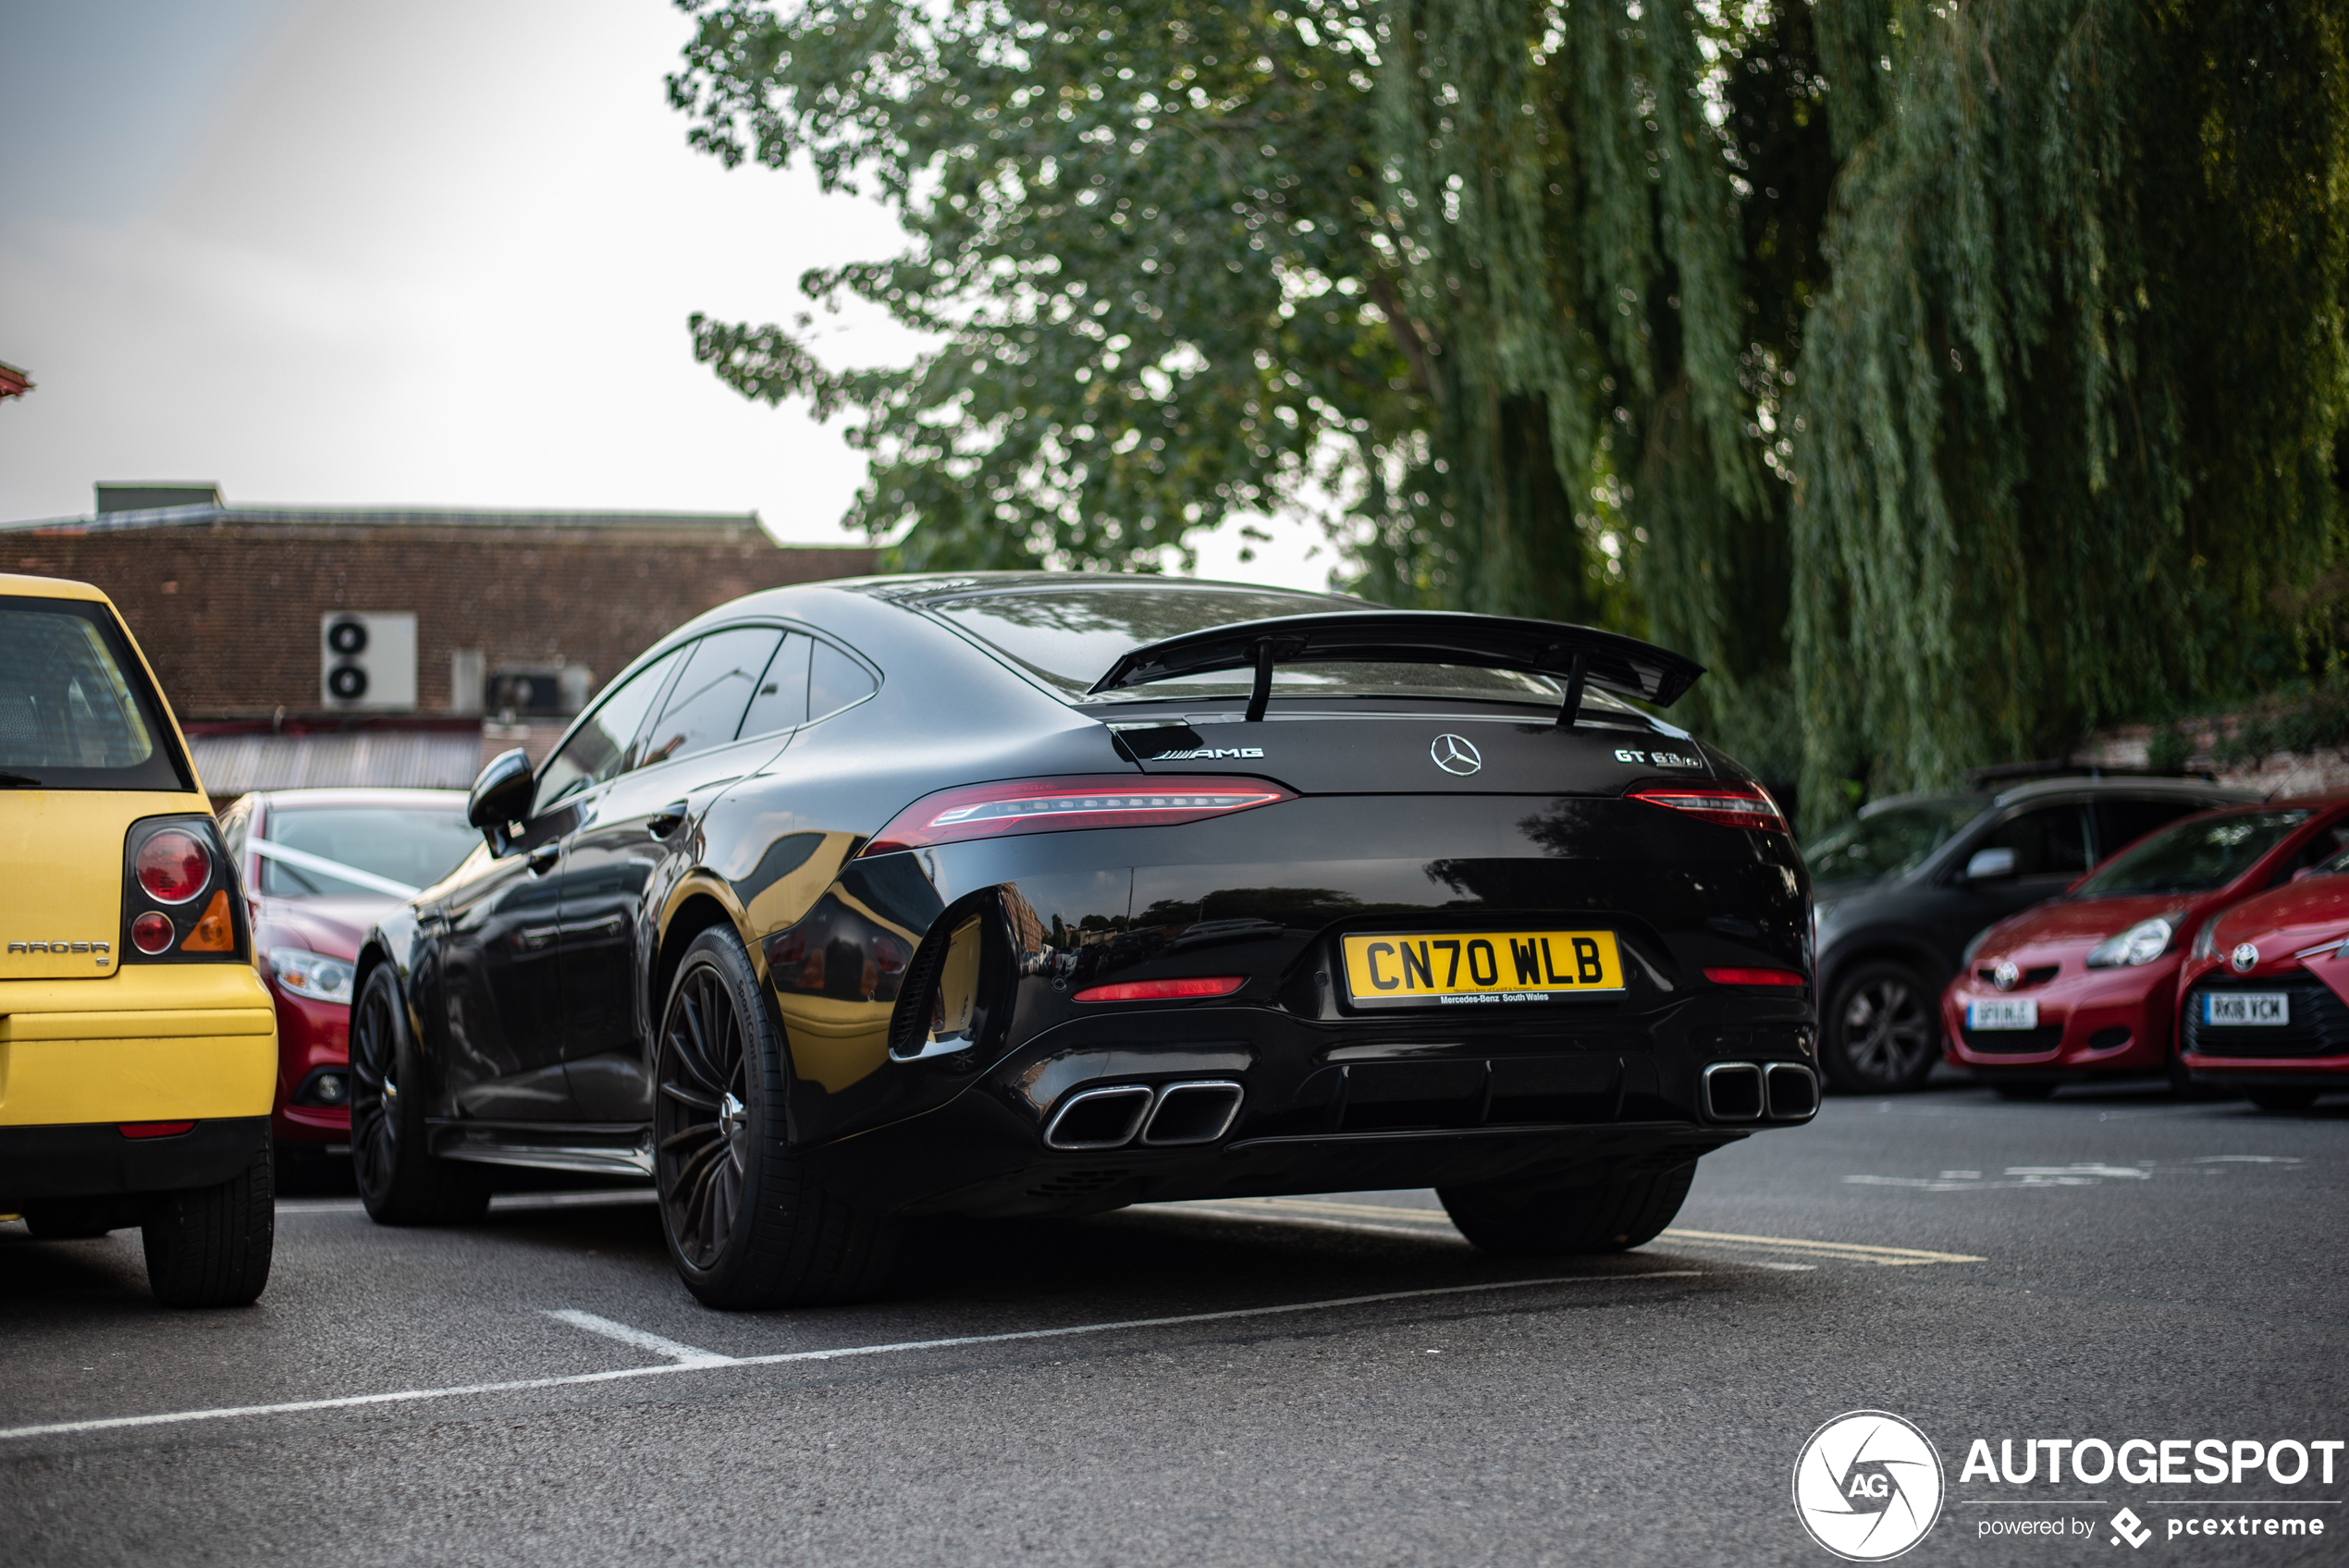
[4, 484, 879, 800]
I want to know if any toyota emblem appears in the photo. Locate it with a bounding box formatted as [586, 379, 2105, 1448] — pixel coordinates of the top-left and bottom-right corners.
[1430, 734, 1482, 776]
[1990, 960, 2019, 992]
[2231, 942, 2260, 974]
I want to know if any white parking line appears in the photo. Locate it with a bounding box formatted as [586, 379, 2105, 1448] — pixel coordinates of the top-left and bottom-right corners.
[546, 1309, 731, 1366]
[0, 1269, 1703, 1444]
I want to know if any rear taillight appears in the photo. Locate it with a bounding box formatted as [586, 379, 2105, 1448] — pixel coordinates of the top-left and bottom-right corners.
[122, 815, 246, 962]
[1703, 966, 1806, 987]
[860, 775, 1293, 856]
[136, 828, 210, 903]
[1626, 779, 1789, 833]
[1074, 975, 1248, 1003]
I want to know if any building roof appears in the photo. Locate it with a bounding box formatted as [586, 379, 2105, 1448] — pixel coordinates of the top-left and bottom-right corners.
[0, 361, 31, 399]
[6, 485, 774, 546]
[189, 728, 486, 796]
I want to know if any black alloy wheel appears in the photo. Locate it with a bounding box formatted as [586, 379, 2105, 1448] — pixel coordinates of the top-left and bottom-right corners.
[349, 965, 490, 1225]
[1822, 961, 1941, 1093]
[652, 925, 896, 1308]
[657, 958, 751, 1272]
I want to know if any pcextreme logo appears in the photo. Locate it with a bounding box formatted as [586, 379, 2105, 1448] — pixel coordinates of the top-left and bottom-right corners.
[1793, 1410, 1946, 1562]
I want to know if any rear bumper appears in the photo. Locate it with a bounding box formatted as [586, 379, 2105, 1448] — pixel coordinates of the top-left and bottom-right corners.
[0, 1116, 267, 1207]
[0, 966, 277, 1126]
[807, 989, 1814, 1219]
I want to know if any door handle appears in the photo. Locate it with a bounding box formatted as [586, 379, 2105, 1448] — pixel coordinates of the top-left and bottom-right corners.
[526, 845, 560, 875]
[647, 801, 692, 839]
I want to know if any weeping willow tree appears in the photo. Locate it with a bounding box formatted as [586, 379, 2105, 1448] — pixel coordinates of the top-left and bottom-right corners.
[1363, 0, 1830, 771]
[1790, 0, 2349, 818]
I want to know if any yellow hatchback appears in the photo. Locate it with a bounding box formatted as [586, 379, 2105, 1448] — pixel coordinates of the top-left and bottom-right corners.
[0, 572, 276, 1306]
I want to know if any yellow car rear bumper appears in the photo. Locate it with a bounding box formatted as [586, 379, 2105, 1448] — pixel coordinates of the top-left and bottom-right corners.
[0, 965, 277, 1127]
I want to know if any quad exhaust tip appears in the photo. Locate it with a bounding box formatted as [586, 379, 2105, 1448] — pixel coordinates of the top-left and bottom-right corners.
[1701, 1060, 1817, 1123]
[1765, 1061, 1819, 1121]
[1043, 1080, 1246, 1151]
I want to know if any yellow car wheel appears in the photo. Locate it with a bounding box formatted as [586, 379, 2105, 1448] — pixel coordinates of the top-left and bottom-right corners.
[140, 1122, 275, 1307]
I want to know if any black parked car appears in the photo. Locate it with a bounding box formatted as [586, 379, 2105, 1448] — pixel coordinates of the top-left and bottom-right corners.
[351, 574, 1820, 1306]
[1807, 777, 2256, 1093]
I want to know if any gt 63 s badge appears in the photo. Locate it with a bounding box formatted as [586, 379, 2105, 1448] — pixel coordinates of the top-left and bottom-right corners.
[1793, 1410, 1945, 1561]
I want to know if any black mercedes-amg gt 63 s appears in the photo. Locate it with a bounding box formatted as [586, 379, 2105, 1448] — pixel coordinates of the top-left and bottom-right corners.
[350, 574, 1815, 1306]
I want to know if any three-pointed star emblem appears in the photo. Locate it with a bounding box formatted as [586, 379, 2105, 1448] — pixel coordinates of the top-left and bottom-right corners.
[1430, 733, 1482, 776]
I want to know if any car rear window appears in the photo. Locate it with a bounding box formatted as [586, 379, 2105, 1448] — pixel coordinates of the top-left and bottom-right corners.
[924, 583, 1571, 704]
[259, 805, 480, 897]
[1803, 798, 1981, 882]
[0, 595, 187, 790]
[2072, 809, 2313, 898]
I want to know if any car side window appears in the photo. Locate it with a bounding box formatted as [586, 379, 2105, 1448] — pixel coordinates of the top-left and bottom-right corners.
[2278, 822, 2349, 884]
[738, 633, 811, 741]
[637, 628, 783, 771]
[808, 639, 879, 722]
[2095, 798, 2201, 861]
[1975, 803, 2091, 877]
[535, 645, 686, 809]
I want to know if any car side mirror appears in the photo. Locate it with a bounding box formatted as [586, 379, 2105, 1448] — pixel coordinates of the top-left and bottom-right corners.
[468, 747, 535, 855]
[1963, 847, 2018, 883]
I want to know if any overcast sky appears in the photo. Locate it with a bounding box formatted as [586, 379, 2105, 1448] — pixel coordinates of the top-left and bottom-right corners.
[0, 0, 1328, 587]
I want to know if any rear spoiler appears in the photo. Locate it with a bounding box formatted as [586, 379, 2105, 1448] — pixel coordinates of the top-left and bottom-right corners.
[1087, 611, 1703, 725]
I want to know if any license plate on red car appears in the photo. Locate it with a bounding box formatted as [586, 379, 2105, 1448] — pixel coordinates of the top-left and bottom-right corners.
[1966, 998, 2038, 1031]
[2204, 992, 2288, 1026]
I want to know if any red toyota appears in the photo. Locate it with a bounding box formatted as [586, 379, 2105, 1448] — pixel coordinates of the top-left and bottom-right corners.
[215, 788, 476, 1165]
[2177, 848, 2349, 1110]
[1942, 797, 2349, 1096]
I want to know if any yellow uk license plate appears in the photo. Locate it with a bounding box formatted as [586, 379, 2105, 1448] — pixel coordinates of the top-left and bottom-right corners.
[1339, 930, 1625, 1007]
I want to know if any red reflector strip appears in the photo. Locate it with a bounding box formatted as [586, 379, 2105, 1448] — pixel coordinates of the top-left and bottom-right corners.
[1626, 780, 1789, 833]
[862, 775, 1293, 856]
[119, 1121, 196, 1139]
[1073, 975, 1248, 1003]
[1703, 967, 1806, 987]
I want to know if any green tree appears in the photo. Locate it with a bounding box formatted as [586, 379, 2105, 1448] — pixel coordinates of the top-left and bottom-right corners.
[1790, 0, 2349, 817]
[672, 0, 1409, 573]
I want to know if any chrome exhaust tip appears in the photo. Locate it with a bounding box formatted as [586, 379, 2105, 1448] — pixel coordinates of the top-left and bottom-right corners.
[1701, 1061, 1765, 1122]
[1140, 1080, 1245, 1146]
[1765, 1061, 1819, 1121]
[1043, 1084, 1155, 1150]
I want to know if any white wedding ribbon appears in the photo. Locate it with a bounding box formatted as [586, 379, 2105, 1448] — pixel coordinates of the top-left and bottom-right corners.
[250, 839, 421, 900]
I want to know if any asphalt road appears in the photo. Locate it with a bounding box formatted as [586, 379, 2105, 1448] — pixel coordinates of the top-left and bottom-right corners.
[4, 1082, 2343, 1567]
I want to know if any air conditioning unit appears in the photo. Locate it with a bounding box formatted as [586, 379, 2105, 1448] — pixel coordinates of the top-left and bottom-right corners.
[320, 612, 417, 710]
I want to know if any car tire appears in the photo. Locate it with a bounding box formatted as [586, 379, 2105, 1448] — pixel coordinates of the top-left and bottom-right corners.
[1821, 961, 1941, 1094]
[1437, 1162, 1695, 1256]
[1991, 1081, 2059, 1102]
[349, 964, 491, 1227]
[655, 925, 897, 1309]
[141, 1122, 274, 1308]
[2246, 1087, 2320, 1112]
